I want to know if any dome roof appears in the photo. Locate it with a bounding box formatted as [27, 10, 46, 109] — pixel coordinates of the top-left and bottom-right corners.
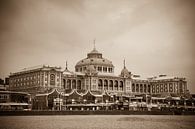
[63, 68, 74, 76]
[121, 67, 131, 78]
[63, 61, 74, 75]
[120, 60, 131, 78]
[76, 58, 114, 67]
[90, 48, 99, 54]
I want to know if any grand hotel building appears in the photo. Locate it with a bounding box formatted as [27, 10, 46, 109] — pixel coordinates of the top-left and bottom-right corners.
[8, 46, 187, 98]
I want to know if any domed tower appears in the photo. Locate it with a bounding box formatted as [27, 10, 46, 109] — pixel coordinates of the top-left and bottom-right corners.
[121, 59, 131, 78]
[75, 42, 114, 74]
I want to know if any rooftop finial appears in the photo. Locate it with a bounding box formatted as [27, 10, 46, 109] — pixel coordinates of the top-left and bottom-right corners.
[93, 39, 96, 50]
[65, 61, 68, 70]
[124, 59, 126, 68]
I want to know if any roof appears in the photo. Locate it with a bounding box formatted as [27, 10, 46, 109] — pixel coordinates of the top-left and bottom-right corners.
[10, 65, 62, 76]
[89, 48, 99, 54]
[35, 89, 115, 98]
[76, 57, 113, 67]
[35, 88, 63, 97]
[150, 76, 185, 81]
[17, 65, 44, 72]
[74, 72, 85, 76]
[132, 77, 148, 81]
[151, 97, 166, 100]
[120, 67, 131, 78]
[63, 69, 74, 75]
[83, 90, 103, 97]
[0, 90, 30, 95]
[0, 103, 29, 106]
[97, 72, 117, 77]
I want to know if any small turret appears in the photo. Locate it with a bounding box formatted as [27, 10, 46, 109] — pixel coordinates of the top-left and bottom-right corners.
[120, 59, 131, 78]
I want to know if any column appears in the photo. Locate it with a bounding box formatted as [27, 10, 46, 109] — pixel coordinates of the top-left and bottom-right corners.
[59, 73, 62, 88]
[117, 81, 119, 91]
[55, 73, 57, 87]
[112, 80, 114, 91]
[70, 80, 72, 89]
[108, 80, 110, 91]
[48, 71, 50, 87]
[146, 85, 148, 94]
[102, 79, 104, 91]
[173, 82, 175, 93]
[43, 71, 45, 87]
[76, 79, 77, 90]
[65, 79, 67, 89]
[176, 82, 179, 94]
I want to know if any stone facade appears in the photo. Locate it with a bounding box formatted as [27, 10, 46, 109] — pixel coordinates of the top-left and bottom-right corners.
[8, 65, 62, 94]
[8, 47, 187, 97]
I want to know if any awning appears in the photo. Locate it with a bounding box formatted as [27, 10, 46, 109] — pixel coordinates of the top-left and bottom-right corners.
[151, 97, 166, 100]
[0, 103, 29, 106]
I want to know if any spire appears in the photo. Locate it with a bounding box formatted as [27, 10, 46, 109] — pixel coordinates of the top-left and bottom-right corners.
[124, 59, 126, 68]
[93, 39, 96, 50]
[65, 61, 68, 70]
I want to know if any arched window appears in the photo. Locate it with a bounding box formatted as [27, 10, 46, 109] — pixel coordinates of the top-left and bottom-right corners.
[140, 84, 143, 93]
[132, 83, 135, 92]
[136, 84, 139, 92]
[109, 80, 113, 90]
[72, 80, 76, 89]
[67, 79, 71, 89]
[63, 79, 66, 89]
[77, 80, 81, 90]
[104, 80, 108, 90]
[144, 84, 147, 93]
[114, 80, 118, 91]
[119, 81, 123, 91]
[98, 79, 103, 90]
[50, 74, 55, 85]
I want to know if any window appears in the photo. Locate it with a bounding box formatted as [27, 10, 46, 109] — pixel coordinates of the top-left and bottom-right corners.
[169, 83, 173, 92]
[50, 74, 55, 85]
[108, 68, 113, 73]
[156, 84, 159, 93]
[140, 84, 143, 93]
[98, 67, 102, 72]
[103, 67, 107, 72]
[144, 84, 147, 93]
[164, 84, 168, 92]
[132, 83, 135, 92]
[160, 84, 163, 92]
[136, 84, 139, 92]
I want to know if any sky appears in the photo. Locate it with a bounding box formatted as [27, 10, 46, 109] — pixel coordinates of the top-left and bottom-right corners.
[0, 0, 195, 93]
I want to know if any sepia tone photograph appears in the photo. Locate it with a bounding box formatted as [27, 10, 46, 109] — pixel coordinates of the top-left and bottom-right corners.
[0, 0, 195, 129]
